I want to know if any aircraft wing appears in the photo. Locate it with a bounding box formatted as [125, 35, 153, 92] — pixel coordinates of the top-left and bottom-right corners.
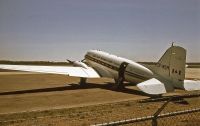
[0, 64, 100, 78]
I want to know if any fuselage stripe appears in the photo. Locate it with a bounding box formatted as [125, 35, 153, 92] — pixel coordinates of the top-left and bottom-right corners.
[85, 55, 148, 80]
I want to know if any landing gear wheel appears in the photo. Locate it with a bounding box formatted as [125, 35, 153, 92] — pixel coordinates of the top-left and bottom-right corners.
[79, 78, 86, 87]
[116, 77, 125, 89]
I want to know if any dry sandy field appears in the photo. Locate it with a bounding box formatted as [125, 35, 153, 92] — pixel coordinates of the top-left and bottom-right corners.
[0, 68, 199, 125]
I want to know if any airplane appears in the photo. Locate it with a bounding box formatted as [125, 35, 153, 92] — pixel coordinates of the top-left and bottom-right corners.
[0, 44, 200, 95]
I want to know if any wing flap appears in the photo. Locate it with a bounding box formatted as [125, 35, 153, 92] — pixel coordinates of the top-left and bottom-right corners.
[0, 64, 100, 78]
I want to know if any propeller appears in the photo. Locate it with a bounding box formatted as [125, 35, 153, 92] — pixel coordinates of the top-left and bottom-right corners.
[66, 59, 74, 64]
[66, 59, 88, 68]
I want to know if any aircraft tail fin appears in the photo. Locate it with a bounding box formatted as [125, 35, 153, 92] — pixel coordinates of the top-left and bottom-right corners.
[151, 44, 187, 89]
[138, 44, 200, 95]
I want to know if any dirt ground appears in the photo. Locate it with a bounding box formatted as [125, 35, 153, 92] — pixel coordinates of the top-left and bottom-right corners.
[0, 68, 199, 125]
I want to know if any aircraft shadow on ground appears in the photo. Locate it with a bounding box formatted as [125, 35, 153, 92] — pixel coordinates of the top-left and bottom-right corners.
[0, 83, 190, 105]
[0, 82, 148, 96]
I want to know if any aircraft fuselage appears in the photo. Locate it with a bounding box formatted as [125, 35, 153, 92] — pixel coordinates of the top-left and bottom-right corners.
[85, 50, 154, 83]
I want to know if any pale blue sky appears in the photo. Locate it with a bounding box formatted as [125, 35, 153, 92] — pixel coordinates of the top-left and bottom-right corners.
[0, 0, 199, 62]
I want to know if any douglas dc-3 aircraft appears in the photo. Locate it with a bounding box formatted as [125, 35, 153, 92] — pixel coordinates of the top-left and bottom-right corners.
[0, 44, 200, 95]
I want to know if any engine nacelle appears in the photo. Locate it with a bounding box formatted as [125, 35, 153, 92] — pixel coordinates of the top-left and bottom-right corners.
[73, 61, 89, 69]
[67, 59, 89, 69]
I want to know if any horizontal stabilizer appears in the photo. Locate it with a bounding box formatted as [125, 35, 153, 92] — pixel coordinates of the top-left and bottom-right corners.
[137, 78, 167, 95]
[183, 80, 200, 91]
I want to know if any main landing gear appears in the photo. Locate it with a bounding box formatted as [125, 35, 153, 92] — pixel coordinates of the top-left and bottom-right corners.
[115, 62, 129, 89]
[79, 77, 87, 86]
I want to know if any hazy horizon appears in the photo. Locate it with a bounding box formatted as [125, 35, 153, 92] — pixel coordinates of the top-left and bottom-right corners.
[0, 0, 199, 62]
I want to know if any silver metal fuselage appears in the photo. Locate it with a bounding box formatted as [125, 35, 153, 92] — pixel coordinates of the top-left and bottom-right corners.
[85, 50, 154, 83]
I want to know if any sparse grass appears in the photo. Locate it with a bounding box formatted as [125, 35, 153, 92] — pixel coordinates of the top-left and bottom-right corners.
[0, 60, 70, 66]
[0, 68, 199, 125]
[0, 97, 200, 126]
